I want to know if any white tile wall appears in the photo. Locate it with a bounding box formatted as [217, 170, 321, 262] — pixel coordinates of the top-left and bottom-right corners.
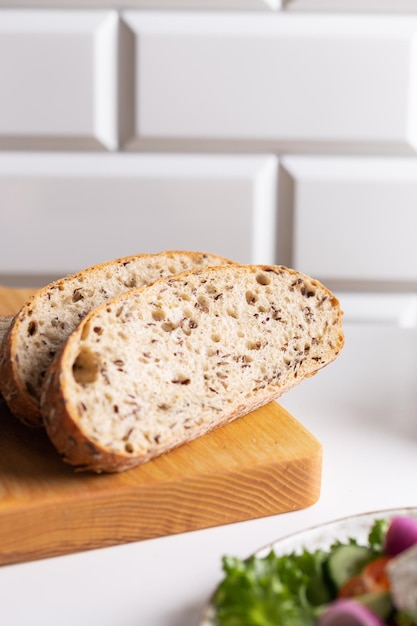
[0, 0, 280, 8]
[0, 6, 416, 297]
[123, 12, 417, 155]
[280, 157, 417, 288]
[339, 293, 417, 328]
[0, 11, 110, 150]
[0, 153, 277, 280]
[285, 0, 417, 11]
[3, 0, 416, 11]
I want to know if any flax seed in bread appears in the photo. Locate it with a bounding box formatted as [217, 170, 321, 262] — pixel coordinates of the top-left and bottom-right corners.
[0, 251, 233, 427]
[41, 264, 344, 473]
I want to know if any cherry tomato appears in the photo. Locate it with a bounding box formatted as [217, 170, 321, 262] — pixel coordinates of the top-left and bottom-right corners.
[338, 575, 369, 597]
[362, 556, 391, 591]
[338, 556, 391, 597]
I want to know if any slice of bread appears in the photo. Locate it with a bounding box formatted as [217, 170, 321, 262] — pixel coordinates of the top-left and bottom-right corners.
[41, 264, 344, 473]
[0, 251, 233, 427]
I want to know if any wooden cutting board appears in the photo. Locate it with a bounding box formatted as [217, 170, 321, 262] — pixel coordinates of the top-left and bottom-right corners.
[0, 287, 322, 567]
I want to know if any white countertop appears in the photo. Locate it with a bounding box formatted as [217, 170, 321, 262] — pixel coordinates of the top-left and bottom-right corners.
[1, 298, 417, 626]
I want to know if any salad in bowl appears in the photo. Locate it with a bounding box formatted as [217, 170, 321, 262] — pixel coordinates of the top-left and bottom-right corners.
[202, 508, 417, 626]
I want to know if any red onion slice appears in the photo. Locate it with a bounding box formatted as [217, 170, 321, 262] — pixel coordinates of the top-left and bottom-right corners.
[316, 599, 385, 626]
[385, 516, 417, 556]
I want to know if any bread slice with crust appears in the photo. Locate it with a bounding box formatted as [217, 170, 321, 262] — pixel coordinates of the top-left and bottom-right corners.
[0, 251, 233, 427]
[41, 264, 344, 473]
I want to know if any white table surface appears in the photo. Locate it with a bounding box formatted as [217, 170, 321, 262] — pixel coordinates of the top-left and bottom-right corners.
[1, 297, 417, 626]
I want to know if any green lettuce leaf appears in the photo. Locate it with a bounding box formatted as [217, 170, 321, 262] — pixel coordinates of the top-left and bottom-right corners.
[213, 548, 332, 626]
[368, 518, 388, 554]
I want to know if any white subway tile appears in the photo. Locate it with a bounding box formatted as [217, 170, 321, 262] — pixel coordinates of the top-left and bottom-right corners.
[0, 11, 115, 150]
[280, 156, 417, 287]
[122, 12, 417, 155]
[0, 153, 277, 278]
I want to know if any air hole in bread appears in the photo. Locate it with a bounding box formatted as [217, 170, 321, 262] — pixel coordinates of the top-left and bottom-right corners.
[211, 333, 221, 343]
[93, 326, 103, 336]
[301, 283, 316, 298]
[271, 308, 283, 321]
[227, 308, 238, 318]
[162, 321, 177, 332]
[181, 319, 198, 336]
[72, 288, 84, 303]
[247, 340, 261, 350]
[246, 291, 257, 305]
[152, 308, 165, 322]
[124, 443, 134, 454]
[256, 272, 271, 286]
[172, 376, 191, 385]
[197, 295, 210, 311]
[123, 277, 137, 289]
[72, 348, 100, 385]
[51, 318, 64, 330]
[27, 320, 37, 336]
[115, 306, 125, 319]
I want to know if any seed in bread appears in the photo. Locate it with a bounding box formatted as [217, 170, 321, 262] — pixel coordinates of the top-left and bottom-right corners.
[0, 250, 233, 427]
[41, 264, 344, 473]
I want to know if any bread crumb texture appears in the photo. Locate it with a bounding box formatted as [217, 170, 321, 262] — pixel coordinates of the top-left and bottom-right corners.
[42, 265, 343, 471]
[1, 250, 231, 426]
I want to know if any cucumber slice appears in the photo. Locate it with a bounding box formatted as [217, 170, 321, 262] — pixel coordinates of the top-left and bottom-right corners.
[326, 544, 374, 589]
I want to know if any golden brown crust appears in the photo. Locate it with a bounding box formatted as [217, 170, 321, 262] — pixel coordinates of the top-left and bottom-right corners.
[0, 308, 40, 426]
[40, 264, 344, 473]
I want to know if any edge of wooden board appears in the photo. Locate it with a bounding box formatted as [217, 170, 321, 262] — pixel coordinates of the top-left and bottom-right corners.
[0, 402, 322, 566]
